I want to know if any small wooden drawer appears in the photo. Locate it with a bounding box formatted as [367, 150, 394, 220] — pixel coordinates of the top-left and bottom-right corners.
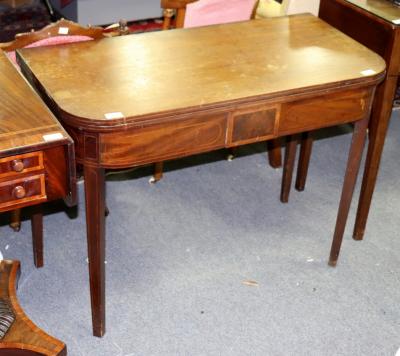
[0, 174, 46, 210]
[0, 152, 44, 179]
[230, 106, 278, 146]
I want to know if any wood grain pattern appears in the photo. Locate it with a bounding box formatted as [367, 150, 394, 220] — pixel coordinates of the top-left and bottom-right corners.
[17, 15, 385, 127]
[0, 53, 70, 157]
[0, 260, 66, 355]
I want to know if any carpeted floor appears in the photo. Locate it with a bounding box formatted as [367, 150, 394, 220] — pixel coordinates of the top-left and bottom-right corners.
[0, 110, 399, 355]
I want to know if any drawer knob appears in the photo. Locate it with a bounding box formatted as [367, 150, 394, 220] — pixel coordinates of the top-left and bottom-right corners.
[13, 186, 26, 199]
[11, 159, 24, 172]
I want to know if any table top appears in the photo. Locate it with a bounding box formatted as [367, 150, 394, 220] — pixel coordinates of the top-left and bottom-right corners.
[345, 0, 400, 23]
[17, 14, 385, 128]
[0, 53, 70, 157]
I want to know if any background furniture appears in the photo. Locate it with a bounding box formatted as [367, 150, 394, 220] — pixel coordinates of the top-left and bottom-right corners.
[0, 51, 76, 268]
[0, 0, 51, 42]
[18, 14, 384, 336]
[1, 19, 106, 235]
[0, 260, 66, 355]
[294, 0, 400, 240]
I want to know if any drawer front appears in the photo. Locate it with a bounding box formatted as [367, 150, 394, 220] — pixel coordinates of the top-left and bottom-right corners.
[100, 113, 228, 167]
[0, 174, 46, 210]
[0, 152, 44, 179]
[278, 88, 371, 135]
[230, 106, 278, 146]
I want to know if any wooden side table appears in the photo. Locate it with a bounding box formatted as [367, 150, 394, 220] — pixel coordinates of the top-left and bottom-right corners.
[0, 52, 76, 267]
[319, 0, 400, 239]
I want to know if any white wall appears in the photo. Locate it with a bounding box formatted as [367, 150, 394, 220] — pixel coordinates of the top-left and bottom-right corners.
[287, 0, 320, 16]
[50, 0, 162, 25]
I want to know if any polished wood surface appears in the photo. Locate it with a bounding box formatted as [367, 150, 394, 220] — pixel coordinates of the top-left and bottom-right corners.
[0, 52, 76, 267]
[17, 15, 385, 337]
[318, 0, 400, 240]
[18, 16, 385, 128]
[0, 260, 66, 355]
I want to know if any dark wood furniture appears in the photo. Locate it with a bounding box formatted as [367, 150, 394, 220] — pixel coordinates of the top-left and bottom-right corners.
[17, 14, 385, 336]
[1, 19, 106, 233]
[0, 52, 76, 268]
[295, 0, 400, 240]
[0, 260, 66, 355]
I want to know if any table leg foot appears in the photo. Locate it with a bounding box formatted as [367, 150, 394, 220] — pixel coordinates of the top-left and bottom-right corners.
[328, 259, 337, 267]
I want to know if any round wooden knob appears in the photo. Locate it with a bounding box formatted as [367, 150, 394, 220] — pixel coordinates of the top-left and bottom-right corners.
[13, 186, 26, 199]
[11, 159, 24, 172]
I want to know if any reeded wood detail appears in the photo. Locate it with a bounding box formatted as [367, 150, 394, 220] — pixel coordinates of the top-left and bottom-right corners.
[0, 260, 66, 355]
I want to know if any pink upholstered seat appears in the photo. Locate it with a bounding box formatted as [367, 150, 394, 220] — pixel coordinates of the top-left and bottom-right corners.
[184, 0, 256, 28]
[7, 35, 93, 65]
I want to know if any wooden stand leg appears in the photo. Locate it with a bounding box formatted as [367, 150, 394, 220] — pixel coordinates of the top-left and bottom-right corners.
[31, 205, 43, 268]
[267, 138, 282, 168]
[329, 117, 369, 266]
[9, 209, 21, 232]
[151, 162, 164, 183]
[353, 77, 396, 240]
[280, 135, 298, 203]
[295, 132, 313, 192]
[84, 165, 106, 337]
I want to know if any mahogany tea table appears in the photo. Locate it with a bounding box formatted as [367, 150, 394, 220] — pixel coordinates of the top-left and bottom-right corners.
[17, 15, 385, 336]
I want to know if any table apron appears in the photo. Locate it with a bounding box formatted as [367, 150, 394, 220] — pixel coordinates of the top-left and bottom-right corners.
[68, 86, 373, 168]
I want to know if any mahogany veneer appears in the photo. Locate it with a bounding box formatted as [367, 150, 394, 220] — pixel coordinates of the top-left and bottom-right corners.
[17, 15, 385, 337]
[0, 52, 76, 267]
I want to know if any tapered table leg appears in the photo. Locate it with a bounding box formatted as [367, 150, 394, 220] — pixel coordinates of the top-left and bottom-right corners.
[329, 117, 369, 266]
[295, 132, 313, 192]
[84, 164, 106, 337]
[267, 138, 282, 168]
[31, 205, 43, 268]
[353, 77, 397, 240]
[280, 135, 298, 203]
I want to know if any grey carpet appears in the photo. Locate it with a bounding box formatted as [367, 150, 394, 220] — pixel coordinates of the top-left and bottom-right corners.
[0, 111, 399, 356]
